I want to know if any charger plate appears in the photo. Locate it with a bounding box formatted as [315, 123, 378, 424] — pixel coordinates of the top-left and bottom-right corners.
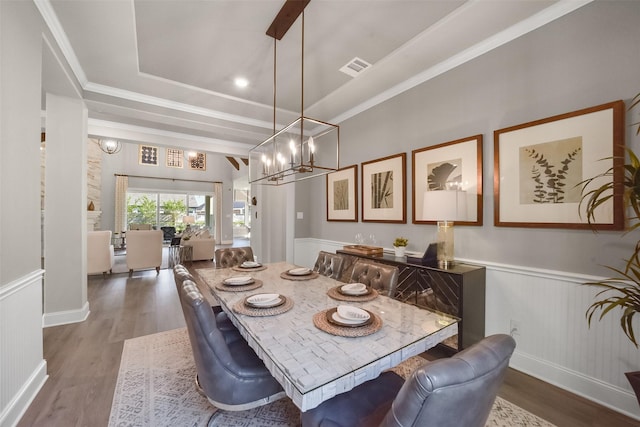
[214, 279, 263, 292]
[280, 271, 319, 281]
[232, 265, 268, 272]
[313, 308, 382, 337]
[233, 295, 293, 316]
[327, 286, 379, 302]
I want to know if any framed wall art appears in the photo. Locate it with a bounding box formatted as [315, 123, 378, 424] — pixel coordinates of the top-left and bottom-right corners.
[326, 165, 358, 222]
[138, 145, 158, 166]
[412, 134, 483, 225]
[494, 100, 624, 230]
[188, 152, 206, 170]
[166, 148, 184, 168]
[361, 153, 406, 223]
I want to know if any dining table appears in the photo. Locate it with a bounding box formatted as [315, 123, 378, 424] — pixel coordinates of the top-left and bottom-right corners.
[196, 261, 459, 412]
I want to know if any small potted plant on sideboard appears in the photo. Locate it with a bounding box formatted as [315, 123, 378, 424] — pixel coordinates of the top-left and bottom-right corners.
[393, 237, 408, 257]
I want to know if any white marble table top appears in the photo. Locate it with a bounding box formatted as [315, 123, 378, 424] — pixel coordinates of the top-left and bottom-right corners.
[197, 262, 458, 412]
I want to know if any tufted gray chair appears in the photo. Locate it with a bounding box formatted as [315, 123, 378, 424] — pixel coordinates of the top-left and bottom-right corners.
[313, 251, 346, 280]
[173, 265, 238, 340]
[180, 279, 285, 410]
[301, 334, 516, 427]
[349, 260, 399, 297]
[215, 246, 255, 268]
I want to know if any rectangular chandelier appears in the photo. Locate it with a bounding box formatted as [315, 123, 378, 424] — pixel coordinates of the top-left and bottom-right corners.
[249, 116, 339, 185]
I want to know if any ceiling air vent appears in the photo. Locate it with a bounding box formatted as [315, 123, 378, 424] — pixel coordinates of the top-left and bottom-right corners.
[340, 57, 372, 78]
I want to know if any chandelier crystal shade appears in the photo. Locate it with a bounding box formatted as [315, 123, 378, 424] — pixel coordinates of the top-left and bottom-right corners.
[249, 2, 339, 185]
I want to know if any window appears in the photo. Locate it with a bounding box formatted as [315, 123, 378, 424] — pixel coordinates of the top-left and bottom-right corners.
[126, 191, 215, 234]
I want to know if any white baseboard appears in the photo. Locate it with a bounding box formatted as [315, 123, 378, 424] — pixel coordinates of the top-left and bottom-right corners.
[43, 301, 90, 327]
[511, 351, 640, 421]
[0, 360, 48, 427]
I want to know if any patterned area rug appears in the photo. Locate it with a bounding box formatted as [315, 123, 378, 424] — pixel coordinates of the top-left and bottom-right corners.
[108, 328, 556, 427]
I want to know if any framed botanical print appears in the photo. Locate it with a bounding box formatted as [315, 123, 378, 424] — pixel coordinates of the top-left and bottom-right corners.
[139, 145, 158, 166]
[188, 152, 206, 170]
[412, 135, 483, 225]
[494, 100, 624, 229]
[361, 153, 406, 223]
[166, 148, 184, 168]
[326, 165, 358, 222]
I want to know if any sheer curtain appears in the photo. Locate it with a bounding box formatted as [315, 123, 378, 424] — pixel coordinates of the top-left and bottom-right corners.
[115, 175, 128, 234]
[213, 182, 222, 243]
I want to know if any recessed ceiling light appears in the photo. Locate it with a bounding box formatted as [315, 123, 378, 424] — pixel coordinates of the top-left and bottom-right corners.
[234, 77, 249, 88]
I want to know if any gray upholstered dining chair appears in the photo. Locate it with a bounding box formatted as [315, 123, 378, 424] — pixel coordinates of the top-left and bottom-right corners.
[312, 251, 345, 280]
[349, 260, 399, 297]
[173, 265, 237, 339]
[179, 279, 286, 410]
[301, 334, 516, 427]
[215, 246, 255, 268]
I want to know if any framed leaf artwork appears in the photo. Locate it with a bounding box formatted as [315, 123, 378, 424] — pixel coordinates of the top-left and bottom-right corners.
[326, 165, 358, 222]
[361, 153, 406, 223]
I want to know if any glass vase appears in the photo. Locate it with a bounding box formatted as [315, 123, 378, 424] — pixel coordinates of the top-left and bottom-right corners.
[437, 220, 454, 268]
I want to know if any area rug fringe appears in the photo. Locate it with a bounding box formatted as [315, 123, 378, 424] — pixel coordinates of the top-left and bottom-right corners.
[108, 328, 556, 427]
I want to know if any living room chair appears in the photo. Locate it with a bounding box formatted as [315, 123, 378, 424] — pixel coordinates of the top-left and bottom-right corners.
[215, 246, 254, 268]
[160, 226, 176, 243]
[87, 230, 114, 278]
[125, 230, 163, 276]
[349, 260, 399, 297]
[313, 251, 345, 280]
[179, 279, 285, 410]
[301, 334, 516, 427]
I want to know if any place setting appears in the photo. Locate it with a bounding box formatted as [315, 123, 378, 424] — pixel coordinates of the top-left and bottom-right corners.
[232, 292, 294, 316]
[327, 282, 379, 302]
[313, 304, 382, 337]
[232, 260, 268, 272]
[214, 275, 263, 292]
[280, 266, 320, 281]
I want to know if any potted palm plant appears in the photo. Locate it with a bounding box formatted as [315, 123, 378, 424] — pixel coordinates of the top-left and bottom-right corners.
[579, 93, 640, 405]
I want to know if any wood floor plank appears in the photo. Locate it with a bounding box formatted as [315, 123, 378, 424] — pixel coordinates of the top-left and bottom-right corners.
[17, 264, 639, 427]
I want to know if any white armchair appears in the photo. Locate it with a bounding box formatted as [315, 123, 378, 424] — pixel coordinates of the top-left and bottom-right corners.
[126, 230, 163, 276]
[87, 230, 115, 278]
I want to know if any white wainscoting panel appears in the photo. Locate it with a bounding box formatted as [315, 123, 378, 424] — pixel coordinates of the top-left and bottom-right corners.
[0, 270, 48, 427]
[295, 238, 640, 421]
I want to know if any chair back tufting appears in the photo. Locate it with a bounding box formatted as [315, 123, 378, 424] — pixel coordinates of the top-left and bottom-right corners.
[313, 251, 346, 280]
[215, 246, 255, 268]
[350, 260, 399, 297]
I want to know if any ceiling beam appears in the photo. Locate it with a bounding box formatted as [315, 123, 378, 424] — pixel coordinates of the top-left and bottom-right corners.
[226, 156, 240, 171]
[266, 0, 311, 40]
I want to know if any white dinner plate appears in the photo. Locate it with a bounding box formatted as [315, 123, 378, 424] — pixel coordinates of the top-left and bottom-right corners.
[246, 293, 280, 305]
[241, 261, 261, 268]
[340, 283, 368, 295]
[223, 275, 254, 286]
[331, 312, 368, 325]
[288, 267, 312, 276]
[337, 305, 370, 322]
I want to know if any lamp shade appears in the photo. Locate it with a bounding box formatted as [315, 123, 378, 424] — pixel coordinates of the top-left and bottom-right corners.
[422, 190, 467, 221]
[182, 215, 195, 224]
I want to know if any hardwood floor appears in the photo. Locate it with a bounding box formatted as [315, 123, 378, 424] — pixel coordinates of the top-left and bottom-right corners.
[18, 261, 639, 426]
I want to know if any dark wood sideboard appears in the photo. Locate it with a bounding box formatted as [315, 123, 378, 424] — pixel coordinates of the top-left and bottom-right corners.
[336, 250, 486, 353]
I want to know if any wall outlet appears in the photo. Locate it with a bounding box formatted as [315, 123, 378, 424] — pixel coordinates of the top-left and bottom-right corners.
[510, 319, 521, 336]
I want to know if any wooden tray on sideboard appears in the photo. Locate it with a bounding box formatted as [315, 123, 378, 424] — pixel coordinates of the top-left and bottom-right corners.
[341, 245, 384, 256]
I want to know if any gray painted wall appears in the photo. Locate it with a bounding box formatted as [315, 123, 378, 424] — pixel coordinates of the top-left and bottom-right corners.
[300, 1, 640, 277]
